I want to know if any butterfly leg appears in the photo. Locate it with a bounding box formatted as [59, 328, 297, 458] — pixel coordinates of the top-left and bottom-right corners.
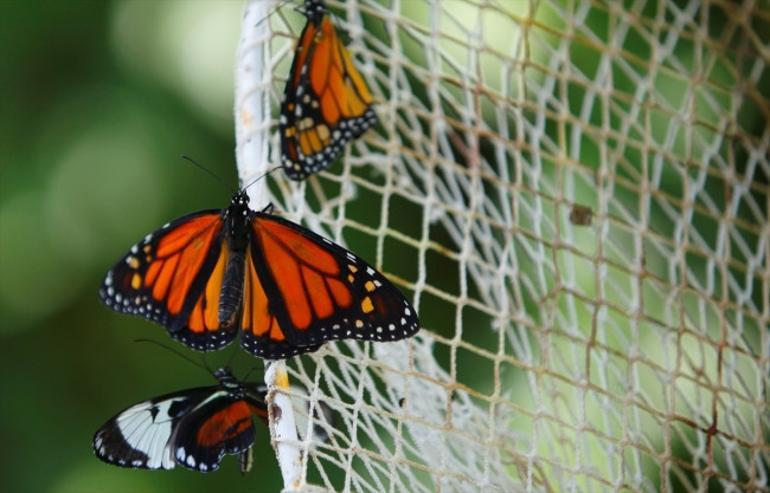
[239, 447, 253, 474]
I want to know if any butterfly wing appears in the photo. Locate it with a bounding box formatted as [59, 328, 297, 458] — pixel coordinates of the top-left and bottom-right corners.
[240, 213, 419, 356]
[171, 390, 267, 472]
[99, 210, 239, 351]
[239, 237, 322, 359]
[93, 386, 217, 470]
[94, 384, 268, 472]
[280, 9, 378, 180]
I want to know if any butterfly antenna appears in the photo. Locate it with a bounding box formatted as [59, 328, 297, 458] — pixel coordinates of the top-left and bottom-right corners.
[180, 155, 233, 193]
[133, 338, 210, 374]
[241, 166, 282, 192]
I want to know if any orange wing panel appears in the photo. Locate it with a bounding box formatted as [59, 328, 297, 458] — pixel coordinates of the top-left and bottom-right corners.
[189, 296, 205, 333]
[203, 245, 228, 329]
[340, 38, 373, 103]
[259, 231, 312, 329]
[328, 69, 349, 116]
[346, 83, 366, 115]
[144, 260, 163, 287]
[99, 210, 238, 353]
[258, 219, 338, 275]
[167, 224, 220, 314]
[330, 22, 344, 72]
[321, 89, 340, 125]
[299, 132, 312, 157]
[307, 130, 322, 153]
[156, 215, 220, 257]
[195, 401, 252, 447]
[292, 22, 317, 86]
[153, 255, 179, 301]
[241, 248, 273, 338]
[301, 265, 334, 319]
[310, 23, 332, 94]
[253, 217, 359, 337]
[327, 277, 352, 308]
[242, 214, 419, 353]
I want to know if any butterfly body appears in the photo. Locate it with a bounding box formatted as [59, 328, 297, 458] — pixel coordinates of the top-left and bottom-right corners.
[217, 193, 252, 328]
[100, 191, 420, 359]
[93, 367, 267, 473]
[280, 0, 378, 180]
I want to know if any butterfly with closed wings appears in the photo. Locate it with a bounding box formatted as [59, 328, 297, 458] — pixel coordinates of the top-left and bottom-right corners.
[99, 190, 420, 359]
[93, 367, 267, 473]
[280, 0, 378, 180]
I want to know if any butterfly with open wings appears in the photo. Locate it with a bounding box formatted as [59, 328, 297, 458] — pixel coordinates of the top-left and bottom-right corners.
[93, 367, 267, 473]
[98, 190, 420, 359]
[280, 0, 378, 180]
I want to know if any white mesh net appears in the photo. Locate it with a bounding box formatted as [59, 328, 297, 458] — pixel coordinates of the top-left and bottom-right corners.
[235, 0, 770, 491]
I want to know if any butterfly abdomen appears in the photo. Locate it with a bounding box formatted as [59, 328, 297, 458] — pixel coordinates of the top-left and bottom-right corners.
[219, 248, 245, 327]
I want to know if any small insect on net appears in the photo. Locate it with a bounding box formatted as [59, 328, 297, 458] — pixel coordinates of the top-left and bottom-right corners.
[234, 0, 769, 491]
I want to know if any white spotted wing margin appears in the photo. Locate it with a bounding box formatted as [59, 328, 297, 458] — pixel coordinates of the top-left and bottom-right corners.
[92, 383, 267, 473]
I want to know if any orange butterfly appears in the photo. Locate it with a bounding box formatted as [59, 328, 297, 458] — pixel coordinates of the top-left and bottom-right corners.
[99, 190, 419, 359]
[280, 0, 378, 180]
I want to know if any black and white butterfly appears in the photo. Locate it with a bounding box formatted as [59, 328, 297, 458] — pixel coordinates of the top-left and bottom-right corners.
[92, 367, 267, 473]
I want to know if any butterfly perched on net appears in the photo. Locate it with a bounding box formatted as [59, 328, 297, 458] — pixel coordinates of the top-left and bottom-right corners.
[99, 190, 420, 359]
[93, 367, 267, 473]
[280, 0, 378, 180]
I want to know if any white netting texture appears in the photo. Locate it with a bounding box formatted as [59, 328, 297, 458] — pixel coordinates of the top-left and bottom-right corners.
[235, 0, 770, 491]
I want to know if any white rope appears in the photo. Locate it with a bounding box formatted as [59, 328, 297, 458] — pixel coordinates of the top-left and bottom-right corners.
[234, 2, 303, 491]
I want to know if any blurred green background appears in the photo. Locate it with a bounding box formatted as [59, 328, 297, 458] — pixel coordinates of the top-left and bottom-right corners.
[1, 2, 284, 492]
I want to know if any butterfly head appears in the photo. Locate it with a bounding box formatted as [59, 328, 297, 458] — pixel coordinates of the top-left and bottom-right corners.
[213, 367, 242, 391]
[231, 190, 250, 207]
[298, 0, 327, 22]
[224, 190, 252, 221]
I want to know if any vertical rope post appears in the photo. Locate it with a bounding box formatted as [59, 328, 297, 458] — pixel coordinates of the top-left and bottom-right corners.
[234, 1, 303, 490]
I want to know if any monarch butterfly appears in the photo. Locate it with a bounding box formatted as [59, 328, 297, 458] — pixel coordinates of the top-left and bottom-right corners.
[280, 0, 378, 180]
[93, 367, 267, 473]
[99, 190, 420, 359]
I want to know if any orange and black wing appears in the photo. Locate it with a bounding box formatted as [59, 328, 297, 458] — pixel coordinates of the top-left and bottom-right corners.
[239, 213, 420, 357]
[280, 0, 378, 180]
[239, 234, 322, 359]
[172, 394, 267, 473]
[98, 210, 238, 351]
[93, 383, 268, 472]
